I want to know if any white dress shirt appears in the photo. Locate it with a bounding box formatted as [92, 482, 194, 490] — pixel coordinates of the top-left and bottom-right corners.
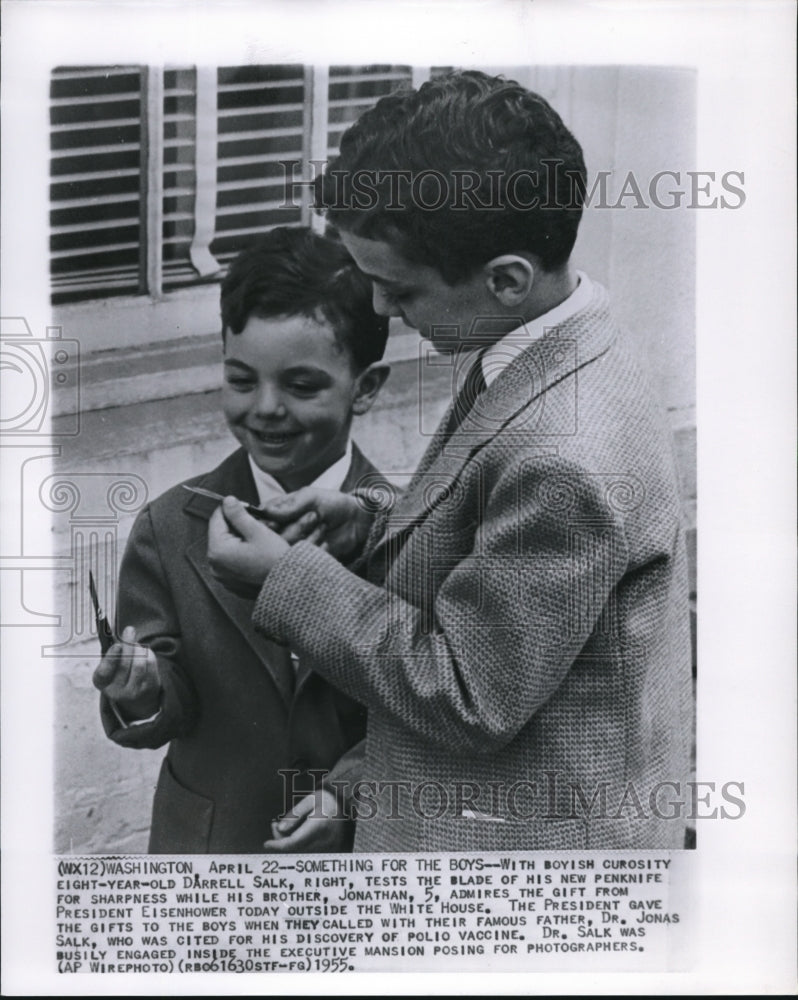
[248, 438, 353, 503]
[479, 271, 594, 386]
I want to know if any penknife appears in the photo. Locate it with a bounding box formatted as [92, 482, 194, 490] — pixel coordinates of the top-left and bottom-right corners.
[182, 484, 278, 527]
[89, 570, 116, 654]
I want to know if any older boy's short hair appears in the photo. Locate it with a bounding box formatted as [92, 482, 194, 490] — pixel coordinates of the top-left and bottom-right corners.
[220, 226, 390, 371]
[318, 70, 587, 284]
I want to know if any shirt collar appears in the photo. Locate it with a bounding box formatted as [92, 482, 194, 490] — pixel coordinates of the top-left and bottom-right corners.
[481, 271, 594, 386]
[248, 439, 353, 504]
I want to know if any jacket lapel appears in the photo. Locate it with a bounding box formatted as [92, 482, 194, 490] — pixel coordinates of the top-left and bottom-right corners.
[372, 282, 618, 556]
[341, 441, 380, 493]
[182, 449, 296, 708]
[292, 441, 383, 697]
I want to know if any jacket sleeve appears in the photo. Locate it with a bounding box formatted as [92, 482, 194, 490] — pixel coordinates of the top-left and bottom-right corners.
[100, 506, 199, 750]
[323, 739, 365, 815]
[252, 454, 629, 756]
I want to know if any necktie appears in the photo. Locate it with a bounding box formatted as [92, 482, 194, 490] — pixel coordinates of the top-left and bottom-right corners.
[445, 352, 487, 437]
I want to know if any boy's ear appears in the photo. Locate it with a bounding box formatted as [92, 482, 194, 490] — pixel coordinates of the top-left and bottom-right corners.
[484, 255, 535, 306]
[351, 362, 391, 415]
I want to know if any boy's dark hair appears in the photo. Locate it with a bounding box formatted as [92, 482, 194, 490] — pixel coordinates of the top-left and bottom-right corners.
[220, 225, 390, 371]
[318, 70, 587, 285]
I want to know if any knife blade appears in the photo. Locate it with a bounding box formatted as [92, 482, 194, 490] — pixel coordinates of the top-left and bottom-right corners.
[89, 570, 116, 654]
[182, 484, 278, 527]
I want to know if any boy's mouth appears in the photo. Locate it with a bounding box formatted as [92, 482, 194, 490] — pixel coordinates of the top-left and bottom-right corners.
[246, 427, 300, 447]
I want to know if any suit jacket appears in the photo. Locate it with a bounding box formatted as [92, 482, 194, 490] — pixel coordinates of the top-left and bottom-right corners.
[100, 444, 375, 853]
[253, 282, 694, 852]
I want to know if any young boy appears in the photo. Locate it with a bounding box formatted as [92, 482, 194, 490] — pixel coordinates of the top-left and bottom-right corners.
[208, 71, 694, 853]
[93, 226, 390, 853]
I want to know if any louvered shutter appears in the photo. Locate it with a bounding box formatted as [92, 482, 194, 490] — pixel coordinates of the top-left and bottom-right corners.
[327, 65, 412, 156]
[212, 65, 307, 267]
[49, 66, 145, 304]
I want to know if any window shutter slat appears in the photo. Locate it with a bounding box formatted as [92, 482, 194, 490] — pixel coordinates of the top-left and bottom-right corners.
[326, 65, 412, 157]
[49, 66, 144, 304]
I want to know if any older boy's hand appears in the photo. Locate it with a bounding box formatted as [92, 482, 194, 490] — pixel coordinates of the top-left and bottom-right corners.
[260, 488, 374, 559]
[263, 789, 350, 853]
[207, 497, 290, 596]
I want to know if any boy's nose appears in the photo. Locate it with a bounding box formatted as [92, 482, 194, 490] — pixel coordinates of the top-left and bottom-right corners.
[372, 284, 403, 318]
[252, 383, 287, 418]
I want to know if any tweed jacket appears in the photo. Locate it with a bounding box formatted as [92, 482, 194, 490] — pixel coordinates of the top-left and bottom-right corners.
[253, 282, 694, 852]
[100, 445, 374, 853]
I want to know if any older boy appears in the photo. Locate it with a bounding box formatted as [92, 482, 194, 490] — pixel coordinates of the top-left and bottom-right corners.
[208, 72, 694, 851]
[93, 226, 390, 853]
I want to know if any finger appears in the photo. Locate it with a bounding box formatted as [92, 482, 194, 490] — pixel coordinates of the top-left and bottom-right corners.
[280, 510, 319, 545]
[100, 629, 151, 701]
[119, 625, 149, 675]
[305, 523, 326, 546]
[263, 837, 298, 852]
[92, 642, 124, 689]
[257, 487, 322, 524]
[266, 818, 343, 853]
[107, 645, 136, 696]
[296, 510, 319, 533]
[279, 522, 312, 545]
[127, 646, 159, 688]
[245, 504, 279, 531]
[272, 812, 305, 836]
[273, 793, 316, 835]
[221, 496, 263, 540]
[273, 807, 308, 835]
[207, 505, 242, 559]
[119, 625, 142, 666]
[264, 819, 315, 852]
[125, 650, 161, 714]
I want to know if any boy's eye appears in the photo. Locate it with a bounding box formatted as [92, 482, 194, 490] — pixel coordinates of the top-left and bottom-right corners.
[224, 375, 255, 391]
[286, 380, 324, 396]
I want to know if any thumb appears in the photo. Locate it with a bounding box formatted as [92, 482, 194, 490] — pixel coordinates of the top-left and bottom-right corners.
[221, 495, 260, 538]
[93, 627, 134, 689]
[275, 793, 316, 833]
[121, 624, 148, 663]
[93, 645, 121, 689]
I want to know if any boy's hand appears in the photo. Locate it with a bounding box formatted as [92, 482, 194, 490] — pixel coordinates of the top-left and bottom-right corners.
[92, 625, 161, 719]
[263, 789, 350, 853]
[260, 488, 375, 559]
[207, 497, 290, 595]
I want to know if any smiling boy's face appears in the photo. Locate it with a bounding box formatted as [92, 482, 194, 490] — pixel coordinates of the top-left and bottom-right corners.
[222, 313, 361, 491]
